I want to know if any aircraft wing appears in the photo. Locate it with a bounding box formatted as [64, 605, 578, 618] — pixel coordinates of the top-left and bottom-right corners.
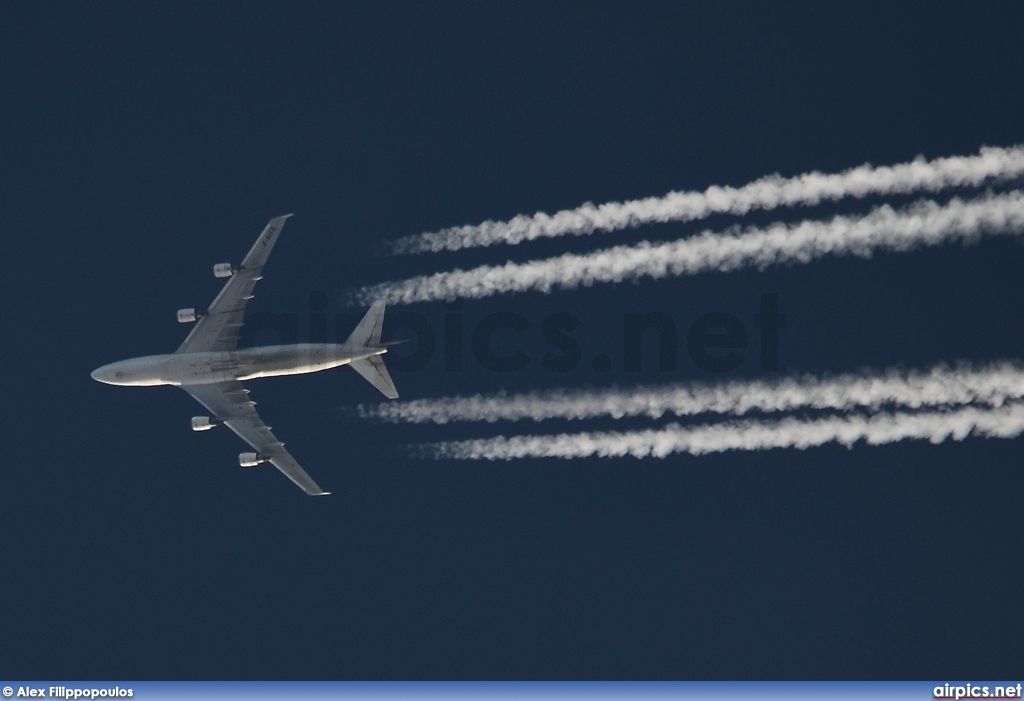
[176, 214, 292, 354]
[181, 380, 330, 496]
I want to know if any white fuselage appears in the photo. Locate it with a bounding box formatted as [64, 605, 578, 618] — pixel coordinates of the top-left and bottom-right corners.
[91, 343, 384, 387]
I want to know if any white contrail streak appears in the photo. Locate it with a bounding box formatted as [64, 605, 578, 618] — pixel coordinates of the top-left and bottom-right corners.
[390, 145, 1024, 254]
[356, 191, 1024, 304]
[360, 361, 1024, 425]
[425, 403, 1024, 460]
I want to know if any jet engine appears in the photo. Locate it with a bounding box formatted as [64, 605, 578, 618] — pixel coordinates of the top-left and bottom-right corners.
[239, 452, 267, 468]
[177, 308, 204, 323]
[191, 416, 222, 431]
[213, 263, 240, 278]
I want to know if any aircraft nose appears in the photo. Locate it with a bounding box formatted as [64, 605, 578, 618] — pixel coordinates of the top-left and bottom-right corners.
[91, 364, 115, 384]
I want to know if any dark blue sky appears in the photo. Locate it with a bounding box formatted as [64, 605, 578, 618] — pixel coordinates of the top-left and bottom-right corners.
[3, 1, 1023, 679]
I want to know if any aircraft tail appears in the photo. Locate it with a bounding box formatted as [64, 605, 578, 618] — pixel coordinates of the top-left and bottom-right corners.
[345, 301, 399, 400]
[349, 356, 399, 399]
[345, 300, 387, 348]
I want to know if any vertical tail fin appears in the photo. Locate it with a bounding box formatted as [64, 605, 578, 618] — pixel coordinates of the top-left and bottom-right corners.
[345, 301, 399, 400]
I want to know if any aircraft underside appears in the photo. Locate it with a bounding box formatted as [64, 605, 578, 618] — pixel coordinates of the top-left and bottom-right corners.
[91, 215, 398, 496]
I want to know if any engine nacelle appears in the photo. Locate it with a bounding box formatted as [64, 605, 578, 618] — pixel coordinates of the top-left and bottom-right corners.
[191, 416, 221, 432]
[239, 452, 267, 468]
[213, 263, 239, 278]
[177, 308, 204, 323]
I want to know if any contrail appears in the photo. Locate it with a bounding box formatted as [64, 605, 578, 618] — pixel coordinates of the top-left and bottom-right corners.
[389, 145, 1024, 254]
[360, 361, 1024, 425]
[424, 402, 1024, 460]
[355, 191, 1024, 304]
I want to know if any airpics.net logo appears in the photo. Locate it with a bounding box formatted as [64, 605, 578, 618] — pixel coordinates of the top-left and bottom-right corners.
[244, 291, 789, 376]
[2, 688, 133, 699]
[934, 683, 1023, 699]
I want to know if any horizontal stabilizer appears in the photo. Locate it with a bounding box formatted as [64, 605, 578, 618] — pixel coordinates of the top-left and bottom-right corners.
[350, 355, 399, 399]
[345, 300, 386, 348]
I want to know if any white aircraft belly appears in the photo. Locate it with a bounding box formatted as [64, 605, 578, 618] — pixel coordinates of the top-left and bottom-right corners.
[161, 352, 244, 385]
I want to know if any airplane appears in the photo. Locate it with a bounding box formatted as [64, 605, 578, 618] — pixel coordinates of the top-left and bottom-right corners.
[91, 214, 398, 496]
